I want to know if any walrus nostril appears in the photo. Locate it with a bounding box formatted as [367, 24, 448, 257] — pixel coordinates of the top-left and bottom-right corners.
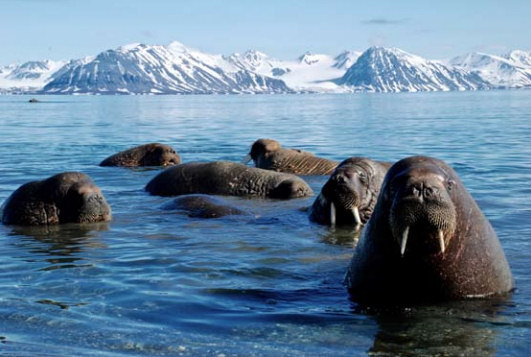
[333, 175, 347, 184]
[411, 185, 422, 197]
[424, 186, 437, 198]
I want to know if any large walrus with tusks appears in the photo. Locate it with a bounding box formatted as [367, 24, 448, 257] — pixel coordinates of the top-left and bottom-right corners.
[345, 156, 513, 304]
[146, 161, 313, 199]
[309, 157, 390, 230]
[1, 172, 112, 226]
[244, 139, 338, 175]
[100, 143, 181, 167]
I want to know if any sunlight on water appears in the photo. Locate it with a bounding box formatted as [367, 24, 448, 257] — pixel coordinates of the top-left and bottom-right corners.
[0, 92, 530, 356]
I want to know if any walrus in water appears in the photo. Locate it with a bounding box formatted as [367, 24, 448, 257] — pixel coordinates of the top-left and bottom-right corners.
[1, 172, 111, 226]
[244, 138, 338, 175]
[345, 156, 513, 304]
[309, 157, 390, 230]
[162, 194, 248, 218]
[146, 161, 313, 199]
[100, 143, 181, 167]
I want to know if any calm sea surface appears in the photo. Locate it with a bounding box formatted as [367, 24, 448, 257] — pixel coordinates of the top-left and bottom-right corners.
[0, 92, 529, 356]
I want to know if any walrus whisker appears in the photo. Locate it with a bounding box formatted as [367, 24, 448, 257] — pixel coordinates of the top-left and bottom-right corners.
[438, 230, 446, 254]
[400, 226, 409, 257]
[330, 202, 337, 226]
[352, 206, 361, 231]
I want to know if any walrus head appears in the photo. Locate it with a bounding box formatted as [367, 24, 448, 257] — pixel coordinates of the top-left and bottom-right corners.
[243, 139, 282, 166]
[141, 144, 181, 166]
[269, 178, 313, 199]
[385, 160, 457, 257]
[44, 173, 112, 224]
[319, 158, 386, 229]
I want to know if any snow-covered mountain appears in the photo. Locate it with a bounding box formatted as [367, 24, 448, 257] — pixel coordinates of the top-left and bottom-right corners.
[0, 60, 65, 92]
[43, 42, 290, 94]
[337, 47, 489, 92]
[449, 52, 531, 88]
[1, 40, 530, 94]
[226, 50, 360, 91]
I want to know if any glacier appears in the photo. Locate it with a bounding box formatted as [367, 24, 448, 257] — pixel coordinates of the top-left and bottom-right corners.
[1, 41, 530, 95]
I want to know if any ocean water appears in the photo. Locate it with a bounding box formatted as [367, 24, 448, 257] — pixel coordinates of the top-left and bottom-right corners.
[0, 92, 529, 356]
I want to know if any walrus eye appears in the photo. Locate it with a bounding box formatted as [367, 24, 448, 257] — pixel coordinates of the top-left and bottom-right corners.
[447, 179, 456, 191]
[358, 171, 367, 184]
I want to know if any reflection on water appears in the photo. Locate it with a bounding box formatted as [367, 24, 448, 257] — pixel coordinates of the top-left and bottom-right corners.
[0, 92, 529, 355]
[7, 222, 108, 270]
[367, 297, 512, 356]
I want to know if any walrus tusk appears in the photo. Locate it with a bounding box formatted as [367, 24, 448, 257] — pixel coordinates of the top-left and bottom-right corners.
[352, 206, 362, 231]
[400, 226, 410, 257]
[330, 202, 337, 226]
[438, 230, 446, 254]
[242, 154, 252, 164]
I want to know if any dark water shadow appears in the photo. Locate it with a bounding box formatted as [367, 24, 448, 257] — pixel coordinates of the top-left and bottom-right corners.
[358, 296, 513, 356]
[6, 222, 109, 270]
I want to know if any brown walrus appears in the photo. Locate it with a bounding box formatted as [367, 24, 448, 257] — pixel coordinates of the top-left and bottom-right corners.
[1, 172, 112, 226]
[100, 143, 181, 167]
[345, 156, 513, 304]
[244, 138, 338, 175]
[309, 157, 390, 229]
[146, 161, 313, 199]
[162, 194, 248, 219]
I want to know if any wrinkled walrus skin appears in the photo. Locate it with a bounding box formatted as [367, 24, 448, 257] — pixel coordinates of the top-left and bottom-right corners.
[100, 143, 181, 167]
[345, 156, 513, 304]
[245, 139, 338, 175]
[1, 172, 112, 226]
[309, 157, 390, 229]
[162, 194, 248, 218]
[146, 161, 313, 199]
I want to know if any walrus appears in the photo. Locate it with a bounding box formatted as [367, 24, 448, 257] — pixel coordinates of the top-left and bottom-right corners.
[345, 156, 513, 304]
[162, 194, 248, 218]
[1, 172, 112, 226]
[146, 161, 313, 199]
[309, 157, 390, 229]
[244, 138, 338, 175]
[99, 143, 181, 167]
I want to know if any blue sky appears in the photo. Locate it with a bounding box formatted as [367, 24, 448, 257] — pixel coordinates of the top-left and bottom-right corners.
[1, 0, 529, 64]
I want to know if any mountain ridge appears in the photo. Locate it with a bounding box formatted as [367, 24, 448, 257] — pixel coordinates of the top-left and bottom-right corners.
[1, 41, 530, 94]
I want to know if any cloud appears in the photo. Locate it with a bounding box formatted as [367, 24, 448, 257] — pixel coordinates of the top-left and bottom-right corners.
[362, 18, 409, 25]
[141, 31, 155, 39]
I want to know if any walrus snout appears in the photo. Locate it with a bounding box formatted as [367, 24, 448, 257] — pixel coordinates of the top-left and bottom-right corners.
[78, 191, 112, 223]
[63, 185, 112, 223]
[389, 172, 457, 257]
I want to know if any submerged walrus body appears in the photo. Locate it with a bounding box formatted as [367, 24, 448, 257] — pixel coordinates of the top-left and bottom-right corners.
[162, 194, 248, 218]
[100, 143, 181, 167]
[245, 139, 338, 175]
[146, 161, 313, 199]
[309, 157, 390, 229]
[1, 172, 111, 226]
[346, 156, 513, 304]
